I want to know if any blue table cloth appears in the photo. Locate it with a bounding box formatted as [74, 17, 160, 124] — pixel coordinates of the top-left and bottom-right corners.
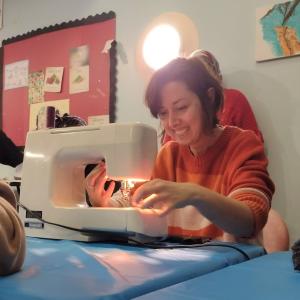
[0, 237, 265, 300]
[136, 251, 300, 300]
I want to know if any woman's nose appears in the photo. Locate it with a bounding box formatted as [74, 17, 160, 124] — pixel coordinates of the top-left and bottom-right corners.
[168, 112, 179, 128]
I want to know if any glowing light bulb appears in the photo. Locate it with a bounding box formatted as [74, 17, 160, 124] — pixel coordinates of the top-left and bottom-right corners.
[143, 24, 181, 70]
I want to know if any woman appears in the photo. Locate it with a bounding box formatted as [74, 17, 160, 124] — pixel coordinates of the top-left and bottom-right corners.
[86, 57, 274, 241]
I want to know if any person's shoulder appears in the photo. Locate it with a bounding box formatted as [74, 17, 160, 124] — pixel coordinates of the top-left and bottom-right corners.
[155, 141, 180, 168]
[224, 88, 249, 103]
[223, 126, 262, 147]
[221, 126, 266, 164]
[160, 140, 181, 153]
[158, 140, 188, 159]
[224, 88, 245, 97]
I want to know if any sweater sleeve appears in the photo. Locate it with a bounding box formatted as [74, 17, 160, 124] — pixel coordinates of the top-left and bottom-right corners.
[225, 131, 274, 234]
[0, 181, 26, 276]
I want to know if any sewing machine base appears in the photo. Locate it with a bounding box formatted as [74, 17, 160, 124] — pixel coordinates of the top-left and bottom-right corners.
[21, 206, 168, 242]
[23, 227, 166, 243]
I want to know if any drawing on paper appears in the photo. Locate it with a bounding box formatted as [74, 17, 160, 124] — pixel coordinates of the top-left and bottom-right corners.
[256, 0, 300, 61]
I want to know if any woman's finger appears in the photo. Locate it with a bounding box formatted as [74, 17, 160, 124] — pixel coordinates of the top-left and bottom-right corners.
[139, 192, 167, 209]
[86, 164, 104, 185]
[88, 166, 106, 190]
[158, 204, 173, 217]
[103, 181, 115, 199]
[138, 193, 158, 208]
[132, 179, 164, 205]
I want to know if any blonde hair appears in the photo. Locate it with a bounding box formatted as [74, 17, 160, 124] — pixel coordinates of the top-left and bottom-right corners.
[189, 49, 222, 82]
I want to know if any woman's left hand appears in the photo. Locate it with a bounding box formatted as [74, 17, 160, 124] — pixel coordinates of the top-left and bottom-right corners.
[131, 179, 198, 216]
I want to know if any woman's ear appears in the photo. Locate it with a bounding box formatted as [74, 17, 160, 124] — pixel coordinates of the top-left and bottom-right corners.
[207, 87, 215, 102]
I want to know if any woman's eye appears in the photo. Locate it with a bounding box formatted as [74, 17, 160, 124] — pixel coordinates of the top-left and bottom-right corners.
[176, 105, 188, 111]
[158, 111, 167, 118]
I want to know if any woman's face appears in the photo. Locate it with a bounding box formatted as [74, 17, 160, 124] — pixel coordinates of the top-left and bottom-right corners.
[158, 81, 205, 148]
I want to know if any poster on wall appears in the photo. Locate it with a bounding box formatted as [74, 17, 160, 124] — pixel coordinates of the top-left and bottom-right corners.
[256, 0, 300, 62]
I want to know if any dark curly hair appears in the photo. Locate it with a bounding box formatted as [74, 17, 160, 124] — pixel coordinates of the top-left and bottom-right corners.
[55, 113, 87, 128]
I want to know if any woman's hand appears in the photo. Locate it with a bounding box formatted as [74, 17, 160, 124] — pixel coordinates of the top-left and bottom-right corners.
[131, 179, 197, 216]
[85, 162, 115, 207]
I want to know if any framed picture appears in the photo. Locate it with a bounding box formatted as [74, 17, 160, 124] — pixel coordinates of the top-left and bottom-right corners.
[256, 0, 300, 62]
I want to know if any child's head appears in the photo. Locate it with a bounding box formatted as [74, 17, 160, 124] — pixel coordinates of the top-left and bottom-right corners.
[189, 49, 222, 82]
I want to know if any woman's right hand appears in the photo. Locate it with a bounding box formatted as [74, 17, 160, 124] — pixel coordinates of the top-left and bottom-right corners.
[85, 161, 115, 207]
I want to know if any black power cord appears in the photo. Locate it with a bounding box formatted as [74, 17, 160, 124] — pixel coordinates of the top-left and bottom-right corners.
[127, 238, 251, 260]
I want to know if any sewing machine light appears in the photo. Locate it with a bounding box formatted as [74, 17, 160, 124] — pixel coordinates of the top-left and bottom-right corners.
[120, 179, 145, 204]
[122, 179, 137, 189]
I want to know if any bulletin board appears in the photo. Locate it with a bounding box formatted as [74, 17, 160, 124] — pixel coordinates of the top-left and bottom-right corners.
[0, 12, 117, 146]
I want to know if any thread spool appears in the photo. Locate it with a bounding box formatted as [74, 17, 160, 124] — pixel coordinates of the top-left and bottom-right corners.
[46, 106, 55, 128]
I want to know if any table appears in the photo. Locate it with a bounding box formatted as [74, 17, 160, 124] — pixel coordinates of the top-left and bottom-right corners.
[0, 238, 265, 299]
[136, 251, 300, 300]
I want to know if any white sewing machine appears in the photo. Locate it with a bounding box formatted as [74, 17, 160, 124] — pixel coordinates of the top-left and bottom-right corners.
[19, 123, 168, 242]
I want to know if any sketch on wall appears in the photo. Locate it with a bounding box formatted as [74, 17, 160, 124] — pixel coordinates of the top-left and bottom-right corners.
[256, 0, 300, 62]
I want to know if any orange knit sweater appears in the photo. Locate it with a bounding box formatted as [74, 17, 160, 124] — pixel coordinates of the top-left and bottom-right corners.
[152, 126, 274, 240]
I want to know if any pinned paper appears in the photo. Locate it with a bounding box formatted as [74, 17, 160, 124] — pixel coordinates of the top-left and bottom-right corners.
[101, 39, 114, 53]
[88, 115, 109, 126]
[28, 71, 45, 104]
[29, 99, 69, 131]
[69, 45, 90, 94]
[44, 67, 64, 92]
[69, 65, 89, 94]
[4, 60, 29, 90]
[70, 45, 89, 68]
